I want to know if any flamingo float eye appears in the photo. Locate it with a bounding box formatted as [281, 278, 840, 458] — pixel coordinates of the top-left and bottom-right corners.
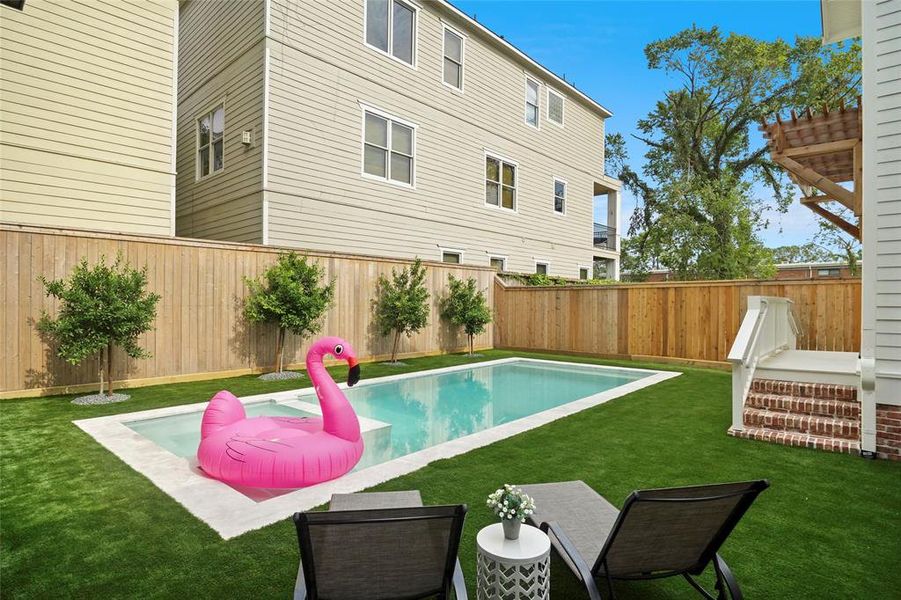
[334, 344, 344, 355]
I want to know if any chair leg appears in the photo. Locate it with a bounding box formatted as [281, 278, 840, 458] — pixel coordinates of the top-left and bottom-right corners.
[714, 554, 742, 600]
[452, 558, 468, 600]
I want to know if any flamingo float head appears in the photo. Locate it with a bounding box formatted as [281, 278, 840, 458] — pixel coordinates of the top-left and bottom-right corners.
[312, 336, 360, 386]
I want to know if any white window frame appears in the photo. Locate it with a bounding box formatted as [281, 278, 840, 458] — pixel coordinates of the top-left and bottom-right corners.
[195, 102, 225, 181]
[360, 103, 417, 189]
[484, 150, 518, 213]
[534, 260, 550, 275]
[488, 255, 507, 271]
[363, 0, 419, 70]
[578, 265, 591, 280]
[441, 22, 466, 92]
[440, 247, 464, 264]
[547, 87, 565, 127]
[524, 75, 541, 129]
[552, 176, 567, 216]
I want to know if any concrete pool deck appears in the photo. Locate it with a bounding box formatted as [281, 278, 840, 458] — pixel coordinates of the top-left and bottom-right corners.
[74, 358, 680, 539]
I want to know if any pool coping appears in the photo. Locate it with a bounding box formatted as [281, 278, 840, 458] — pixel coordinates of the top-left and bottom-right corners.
[73, 357, 680, 539]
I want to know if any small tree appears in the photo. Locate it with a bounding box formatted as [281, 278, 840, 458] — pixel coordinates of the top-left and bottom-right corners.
[440, 275, 492, 356]
[37, 254, 160, 397]
[244, 252, 334, 374]
[375, 258, 430, 363]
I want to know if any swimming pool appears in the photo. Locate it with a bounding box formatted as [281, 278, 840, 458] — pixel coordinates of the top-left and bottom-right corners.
[125, 360, 648, 466]
[75, 358, 679, 538]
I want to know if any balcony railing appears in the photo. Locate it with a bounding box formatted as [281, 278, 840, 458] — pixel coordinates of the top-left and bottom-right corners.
[593, 223, 617, 250]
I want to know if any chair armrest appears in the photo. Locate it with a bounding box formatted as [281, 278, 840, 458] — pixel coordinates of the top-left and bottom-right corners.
[540, 521, 603, 600]
[452, 558, 468, 600]
[714, 553, 742, 600]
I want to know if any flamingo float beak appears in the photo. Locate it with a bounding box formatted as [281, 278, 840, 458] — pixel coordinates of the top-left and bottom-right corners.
[347, 356, 361, 387]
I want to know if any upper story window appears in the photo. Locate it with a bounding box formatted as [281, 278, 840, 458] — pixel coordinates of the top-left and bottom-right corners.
[553, 177, 566, 214]
[197, 104, 224, 179]
[362, 108, 415, 186]
[486, 154, 516, 211]
[525, 77, 540, 128]
[443, 25, 464, 90]
[366, 0, 416, 66]
[548, 89, 565, 126]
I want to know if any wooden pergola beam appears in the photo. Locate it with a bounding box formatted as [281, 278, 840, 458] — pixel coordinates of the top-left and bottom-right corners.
[771, 153, 856, 212]
[805, 202, 860, 239]
[782, 138, 858, 159]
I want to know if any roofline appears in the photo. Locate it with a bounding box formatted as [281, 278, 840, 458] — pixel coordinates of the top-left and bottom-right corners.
[438, 1, 614, 119]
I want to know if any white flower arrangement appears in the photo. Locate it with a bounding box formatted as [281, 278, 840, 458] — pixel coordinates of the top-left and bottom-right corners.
[486, 484, 536, 523]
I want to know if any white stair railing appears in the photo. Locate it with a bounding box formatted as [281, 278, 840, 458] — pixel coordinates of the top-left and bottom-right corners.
[727, 296, 800, 431]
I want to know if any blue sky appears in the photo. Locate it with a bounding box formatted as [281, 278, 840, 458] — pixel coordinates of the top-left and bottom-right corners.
[454, 0, 826, 247]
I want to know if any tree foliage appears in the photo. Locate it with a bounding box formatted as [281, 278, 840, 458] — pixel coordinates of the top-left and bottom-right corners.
[770, 242, 835, 264]
[244, 252, 334, 372]
[812, 206, 862, 275]
[37, 253, 160, 396]
[375, 258, 430, 363]
[440, 276, 492, 356]
[610, 26, 860, 280]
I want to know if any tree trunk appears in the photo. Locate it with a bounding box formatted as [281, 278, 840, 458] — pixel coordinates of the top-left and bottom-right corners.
[469, 334, 474, 356]
[98, 347, 106, 396]
[392, 330, 400, 363]
[275, 327, 285, 373]
[107, 343, 114, 396]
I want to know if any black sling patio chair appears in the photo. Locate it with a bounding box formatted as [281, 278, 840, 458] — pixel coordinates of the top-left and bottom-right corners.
[520, 480, 770, 600]
[293, 491, 468, 600]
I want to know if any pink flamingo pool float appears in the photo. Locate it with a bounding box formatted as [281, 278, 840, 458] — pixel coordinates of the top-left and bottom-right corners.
[197, 337, 364, 488]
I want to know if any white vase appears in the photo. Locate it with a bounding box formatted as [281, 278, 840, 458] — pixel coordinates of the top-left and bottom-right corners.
[502, 518, 521, 540]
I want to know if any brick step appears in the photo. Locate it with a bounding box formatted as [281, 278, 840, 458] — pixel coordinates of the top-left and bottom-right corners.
[742, 408, 860, 440]
[745, 392, 860, 418]
[728, 426, 860, 455]
[750, 379, 857, 401]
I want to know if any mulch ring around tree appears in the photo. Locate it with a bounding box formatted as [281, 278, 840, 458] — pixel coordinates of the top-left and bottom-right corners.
[72, 393, 131, 406]
[257, 371, 305, 381]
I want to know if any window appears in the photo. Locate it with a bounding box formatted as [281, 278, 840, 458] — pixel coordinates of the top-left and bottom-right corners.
[579, 267, 590, 280]
[548, 89, 565, 126]
[362, 109, 415, 186]
[535, 262, 548, 275]
[486, 154, 516, 210]
[817, 268, 841, 277]
[442, 251, 461, 264]
[489, 256, 506, 271]
[553, 177, 566, 214]
[525, 77, 540, 127]
[442, 26, 464, 90]
[366, 0, 416, 66]
[197, 104, 224, 179]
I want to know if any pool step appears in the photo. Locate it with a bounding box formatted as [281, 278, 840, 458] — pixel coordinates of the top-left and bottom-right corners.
[729, 379, 861, 455]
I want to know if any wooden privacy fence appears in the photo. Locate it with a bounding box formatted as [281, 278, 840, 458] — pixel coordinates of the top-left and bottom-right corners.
[1, 225, 494, 397]
[494, 278, 861, 365]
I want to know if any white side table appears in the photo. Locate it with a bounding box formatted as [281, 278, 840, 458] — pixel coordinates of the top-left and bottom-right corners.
[476, 522, 550, 599]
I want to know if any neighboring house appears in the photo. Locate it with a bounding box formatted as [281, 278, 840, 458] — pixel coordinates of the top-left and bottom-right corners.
[633, 261, 860, 282]
[174, 0, 621, 279]
[0, 0, 179, 236]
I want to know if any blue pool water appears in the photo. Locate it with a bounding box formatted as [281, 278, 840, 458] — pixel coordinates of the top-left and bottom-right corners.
[126, 360, 648, 468]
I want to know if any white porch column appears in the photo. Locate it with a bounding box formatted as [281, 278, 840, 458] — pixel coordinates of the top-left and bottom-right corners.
[607, 189, 620, 252]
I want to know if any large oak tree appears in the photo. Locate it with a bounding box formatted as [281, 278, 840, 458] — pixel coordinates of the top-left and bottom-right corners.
[610, 27, 860, 280]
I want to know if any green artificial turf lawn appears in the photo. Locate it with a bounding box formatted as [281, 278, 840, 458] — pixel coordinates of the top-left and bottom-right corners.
[1, 350, 899, 599]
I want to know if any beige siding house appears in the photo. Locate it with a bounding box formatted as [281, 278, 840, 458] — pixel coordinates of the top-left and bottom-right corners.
[0, 0, 178, 236]
[176, 0, 621, 279]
